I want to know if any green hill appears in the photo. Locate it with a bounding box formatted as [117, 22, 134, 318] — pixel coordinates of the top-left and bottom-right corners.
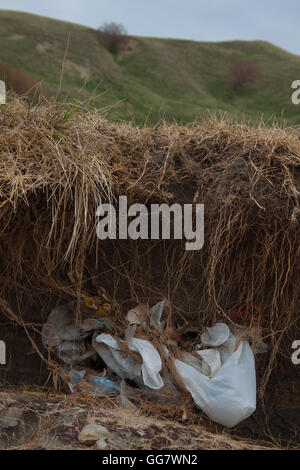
[1, 10, 300, 125]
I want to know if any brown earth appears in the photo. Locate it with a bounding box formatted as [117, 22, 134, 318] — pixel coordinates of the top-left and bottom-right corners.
[0, 62, 40, 95]
[0, 390, 276, 450]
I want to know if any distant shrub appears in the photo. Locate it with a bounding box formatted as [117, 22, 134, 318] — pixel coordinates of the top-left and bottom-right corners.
[0, 62, 40, 96]
[229, 58, 259, 91]
[98, 22, 128, 53]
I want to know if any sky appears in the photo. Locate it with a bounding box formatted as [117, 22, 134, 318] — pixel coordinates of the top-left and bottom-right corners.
[0, 0, 299, 55]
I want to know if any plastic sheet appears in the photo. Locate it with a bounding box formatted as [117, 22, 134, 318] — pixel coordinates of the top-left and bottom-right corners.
[94, 333, 164, 390]
[42, 303, 107, 365]
[175, 323, 256, 427]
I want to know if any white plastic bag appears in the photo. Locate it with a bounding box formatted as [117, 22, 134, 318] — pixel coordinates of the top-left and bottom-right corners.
[175, 339, 256, 428]
[129, 337, 164, 389]
[94, 333, 164, 390]
[196, 348, 221, 377]
[126, 299, 168, 331]
[42, 304, 102, 365]
[201, 323, 230, 347]
[92, 333, 142, 383]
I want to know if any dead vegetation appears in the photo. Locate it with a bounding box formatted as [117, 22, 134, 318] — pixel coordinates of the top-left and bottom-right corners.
[0, 96, 299, 445]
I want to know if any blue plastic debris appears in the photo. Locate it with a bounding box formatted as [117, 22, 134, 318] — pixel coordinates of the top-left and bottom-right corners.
[67, 369, 120, 396]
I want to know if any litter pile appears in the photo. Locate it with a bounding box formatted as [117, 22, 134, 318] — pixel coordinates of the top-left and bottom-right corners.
[42, 298, 268, 428]
[0, 97, 299, 409]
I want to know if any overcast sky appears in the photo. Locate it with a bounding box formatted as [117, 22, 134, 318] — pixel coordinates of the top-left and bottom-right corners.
[1, 0, 299, 55]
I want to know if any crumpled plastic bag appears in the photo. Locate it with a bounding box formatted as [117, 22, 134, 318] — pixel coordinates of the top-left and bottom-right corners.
[196, 349, 222, 377]
[42, 303, 107, 365]
[175, 323, 256, 427]
[149, 299, 168, 332]
[126, 304, 148, 328]
[94, 333, 164, 390]
[126, 299, 168, 332]
[92, 333, 142, 383]
[201, 322, 230, 347]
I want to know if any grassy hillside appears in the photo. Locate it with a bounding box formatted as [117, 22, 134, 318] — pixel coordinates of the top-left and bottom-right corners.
[1, 10, 300, 125]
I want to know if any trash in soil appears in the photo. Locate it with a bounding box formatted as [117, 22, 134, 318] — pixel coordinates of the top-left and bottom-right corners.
[42, 299, 268, 428]
[42, 302, 110, 365]
[126, 299, 168, 331]
[93, 333, 164, 390]
[117, 379, 139, 413]
[67, 368, 120, 396]
[175, 323, 257, 428]
[126, 304, 148, 327]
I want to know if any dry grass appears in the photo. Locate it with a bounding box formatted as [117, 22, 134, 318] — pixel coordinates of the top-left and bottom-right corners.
[0, 95, 299, 407]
